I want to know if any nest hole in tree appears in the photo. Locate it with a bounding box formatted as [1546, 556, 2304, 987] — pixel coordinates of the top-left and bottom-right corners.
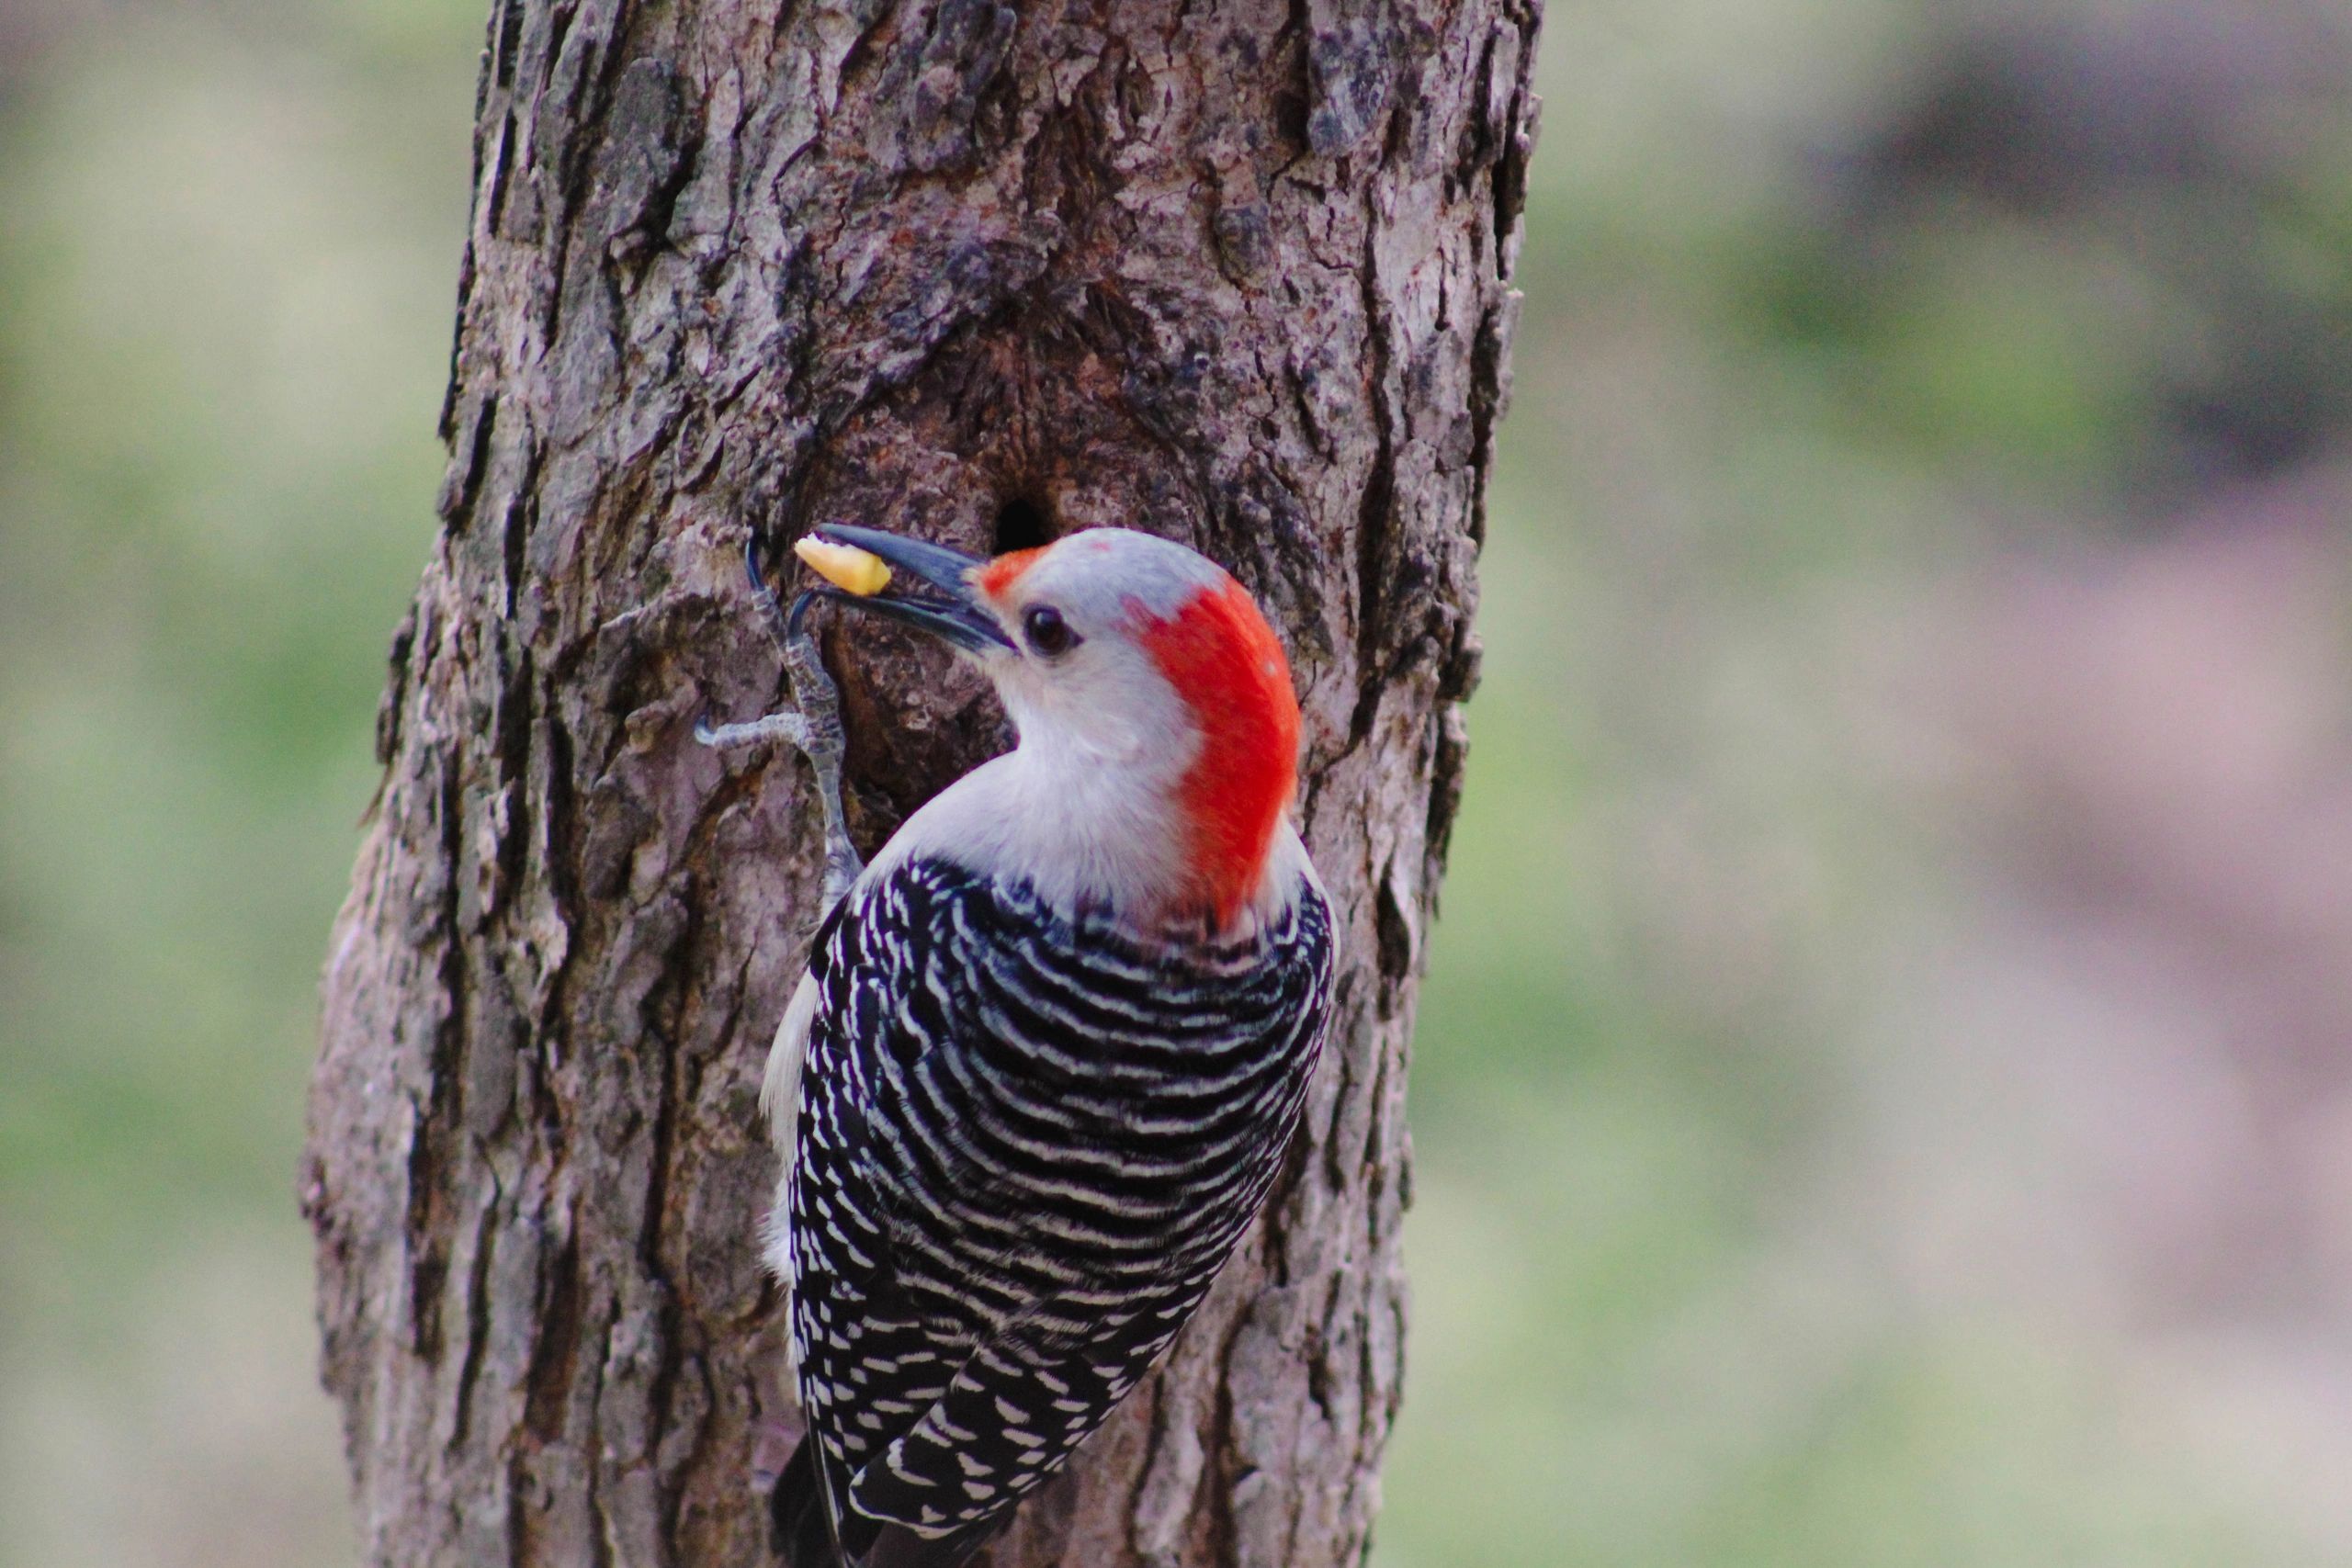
[992, 495, 1054, 556]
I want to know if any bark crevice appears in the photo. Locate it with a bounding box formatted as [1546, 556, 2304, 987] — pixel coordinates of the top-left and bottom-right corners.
[307, 2, 1541, 1562]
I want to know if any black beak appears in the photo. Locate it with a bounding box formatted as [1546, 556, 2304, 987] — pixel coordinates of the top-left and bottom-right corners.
[804, 524, 1015, 654]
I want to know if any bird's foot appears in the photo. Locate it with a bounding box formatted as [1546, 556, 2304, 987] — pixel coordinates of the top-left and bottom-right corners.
[707, 536, 865, 908]
[695, 710, 815, 751]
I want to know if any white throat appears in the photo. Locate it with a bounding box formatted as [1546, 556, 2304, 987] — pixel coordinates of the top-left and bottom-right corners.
[864, 725, 1196, 920]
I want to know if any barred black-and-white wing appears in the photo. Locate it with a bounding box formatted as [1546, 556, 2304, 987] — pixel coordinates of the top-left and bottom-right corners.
[775, 853, 1333, 1566]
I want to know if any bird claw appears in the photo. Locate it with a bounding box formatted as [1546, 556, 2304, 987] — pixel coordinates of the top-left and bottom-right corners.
[696, 709, 815, 753]
[705, 533, 867, 908]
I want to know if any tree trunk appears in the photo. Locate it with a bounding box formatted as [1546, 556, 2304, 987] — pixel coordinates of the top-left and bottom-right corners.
[302, 2, 1539, 1562]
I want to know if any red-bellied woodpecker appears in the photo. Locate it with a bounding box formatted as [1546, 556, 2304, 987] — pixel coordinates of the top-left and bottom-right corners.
[700, 524, 1335, 1568]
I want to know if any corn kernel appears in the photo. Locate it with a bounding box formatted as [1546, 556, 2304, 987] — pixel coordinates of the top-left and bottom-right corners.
[794, 536, 893, 597]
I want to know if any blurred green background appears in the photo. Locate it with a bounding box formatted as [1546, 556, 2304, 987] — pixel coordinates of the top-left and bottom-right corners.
[7, 2, 2352, 1563]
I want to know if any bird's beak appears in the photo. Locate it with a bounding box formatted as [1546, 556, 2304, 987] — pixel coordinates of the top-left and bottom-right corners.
[802, 524, 1016, 654]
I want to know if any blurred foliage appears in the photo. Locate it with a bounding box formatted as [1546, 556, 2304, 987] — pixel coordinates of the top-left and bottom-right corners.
[0, 6, 477, 1562]
[6, 2, 2352, 1565]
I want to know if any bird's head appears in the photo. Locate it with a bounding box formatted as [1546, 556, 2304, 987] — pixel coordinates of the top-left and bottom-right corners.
[798, 523, 1303, 928]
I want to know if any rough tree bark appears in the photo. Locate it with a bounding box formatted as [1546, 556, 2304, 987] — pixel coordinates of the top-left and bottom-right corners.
[302, 2, 1538, 1563]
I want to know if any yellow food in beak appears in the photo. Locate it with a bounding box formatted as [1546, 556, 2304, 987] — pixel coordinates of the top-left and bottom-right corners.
[794, 536, 894, 597]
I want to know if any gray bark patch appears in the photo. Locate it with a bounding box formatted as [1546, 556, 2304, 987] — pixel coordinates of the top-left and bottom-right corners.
[305, 1, 1544, 1562]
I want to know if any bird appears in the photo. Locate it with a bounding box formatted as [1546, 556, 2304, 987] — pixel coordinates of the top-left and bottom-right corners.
[699, 522, 1337, 1568]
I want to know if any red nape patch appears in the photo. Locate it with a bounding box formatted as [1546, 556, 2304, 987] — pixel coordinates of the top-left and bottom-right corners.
[1133, 578, 1302, 928]
[976, 547, 1046, 601]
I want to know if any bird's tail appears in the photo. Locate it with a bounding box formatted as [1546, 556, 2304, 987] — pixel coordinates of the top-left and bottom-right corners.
[770, 1433, 1003, 1568]
[769, 1438, 841, 1568]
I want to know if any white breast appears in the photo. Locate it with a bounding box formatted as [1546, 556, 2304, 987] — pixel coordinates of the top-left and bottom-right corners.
[762, 968, 820, 1311]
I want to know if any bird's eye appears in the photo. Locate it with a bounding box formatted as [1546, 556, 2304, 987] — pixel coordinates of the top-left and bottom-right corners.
[1022, 604, 1079, 657]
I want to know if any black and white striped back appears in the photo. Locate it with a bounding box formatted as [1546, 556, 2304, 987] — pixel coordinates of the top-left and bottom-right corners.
[779, 853, 1333, 1563]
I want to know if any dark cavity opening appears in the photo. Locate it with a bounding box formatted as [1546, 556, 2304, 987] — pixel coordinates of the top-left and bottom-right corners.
[992, 496, 1053, 555]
